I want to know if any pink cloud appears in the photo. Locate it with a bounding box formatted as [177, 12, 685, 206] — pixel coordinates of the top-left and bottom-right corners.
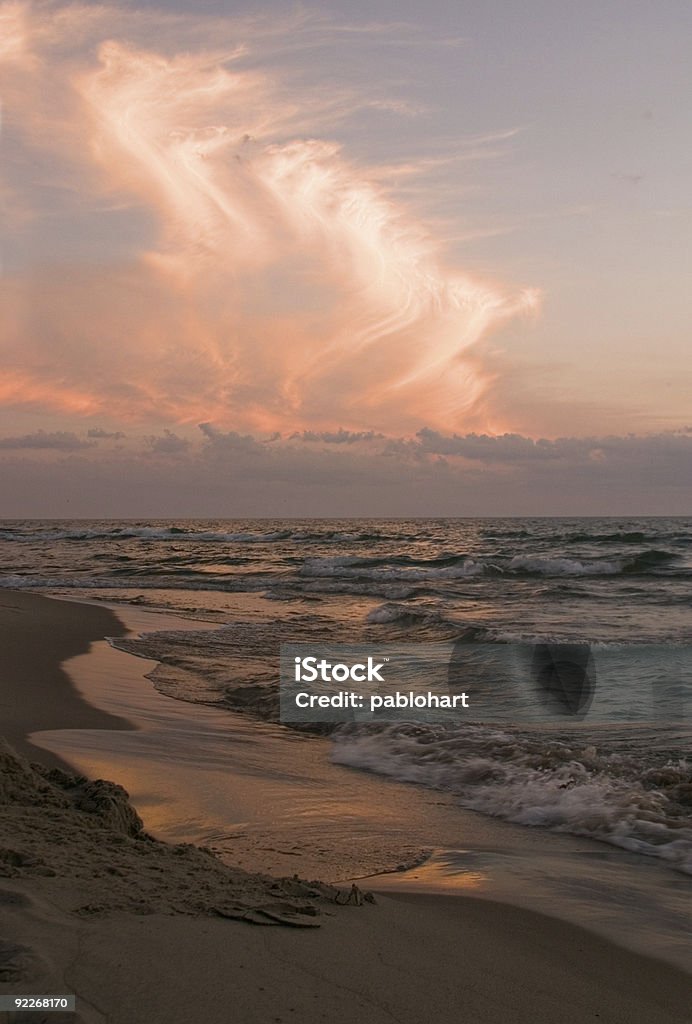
[0, 2, 535, 434]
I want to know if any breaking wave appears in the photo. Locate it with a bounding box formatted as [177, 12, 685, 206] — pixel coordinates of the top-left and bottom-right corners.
[332, 723, 692, 874]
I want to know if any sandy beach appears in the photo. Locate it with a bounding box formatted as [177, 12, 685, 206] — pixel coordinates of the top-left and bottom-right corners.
[1, 591, 690, 1024]
[0, 592, 131, 771]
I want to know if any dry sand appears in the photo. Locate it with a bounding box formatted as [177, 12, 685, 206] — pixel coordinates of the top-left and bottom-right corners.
[1, 591, 690, 1023]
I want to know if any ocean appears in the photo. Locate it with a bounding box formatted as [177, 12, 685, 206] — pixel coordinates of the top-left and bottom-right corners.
[2, 516, 690, 875]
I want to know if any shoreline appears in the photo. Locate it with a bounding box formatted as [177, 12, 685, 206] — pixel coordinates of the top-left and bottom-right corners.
[0, 590, 133, 771]
[1, 589, 690, 1022]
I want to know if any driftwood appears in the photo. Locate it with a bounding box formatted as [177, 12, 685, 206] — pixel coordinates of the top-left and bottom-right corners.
[334, 884, 376, 906]
[212, 902, 321, 927]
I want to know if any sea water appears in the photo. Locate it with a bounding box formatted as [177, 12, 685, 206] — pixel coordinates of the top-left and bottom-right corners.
[1, 516, 690, 874]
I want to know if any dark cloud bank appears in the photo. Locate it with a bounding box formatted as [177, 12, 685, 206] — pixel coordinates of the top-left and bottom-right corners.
[0, 426, 689, 517]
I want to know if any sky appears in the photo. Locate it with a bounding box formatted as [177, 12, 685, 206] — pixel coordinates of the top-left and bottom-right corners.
[0, 0, 690, 515]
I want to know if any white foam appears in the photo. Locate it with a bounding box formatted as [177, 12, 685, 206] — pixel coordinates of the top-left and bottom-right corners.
[332, 726, 692, 875]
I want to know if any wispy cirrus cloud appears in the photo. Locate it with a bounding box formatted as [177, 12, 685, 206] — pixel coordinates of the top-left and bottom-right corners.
[0, 1, 535, 435]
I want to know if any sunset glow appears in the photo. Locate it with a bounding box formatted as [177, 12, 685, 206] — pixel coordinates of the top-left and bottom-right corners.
[1, 0, 690, 514]
[0, 1, 535, 436]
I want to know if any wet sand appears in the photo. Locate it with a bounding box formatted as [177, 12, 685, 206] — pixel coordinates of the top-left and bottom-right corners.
[0, 590, 131, 769]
